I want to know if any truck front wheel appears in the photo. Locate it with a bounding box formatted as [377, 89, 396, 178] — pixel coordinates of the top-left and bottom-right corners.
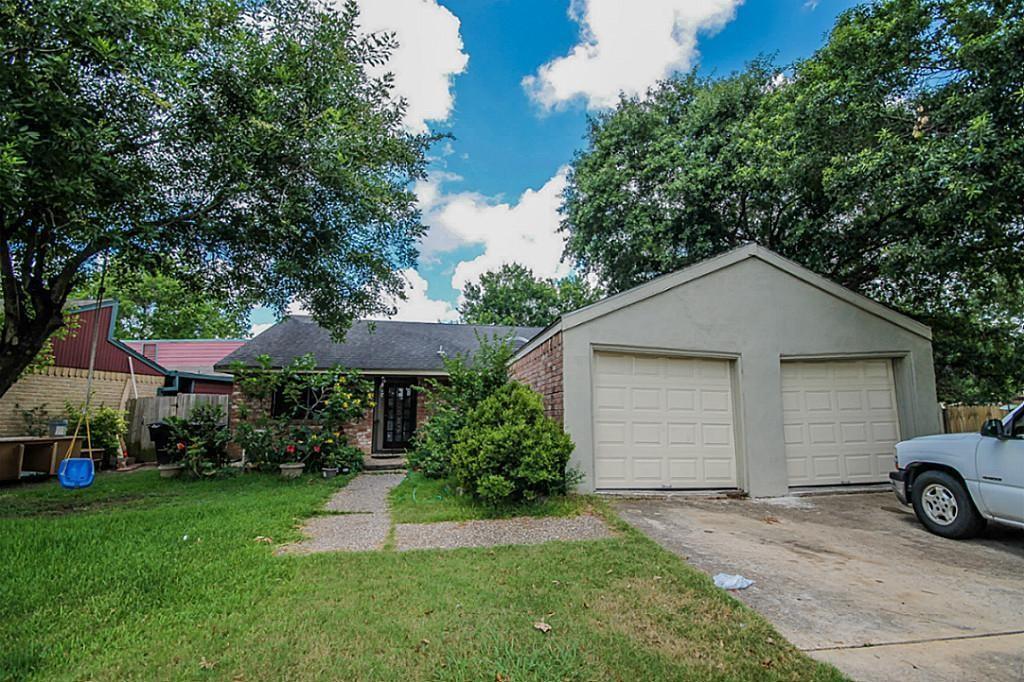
[911, 470, 986, 539]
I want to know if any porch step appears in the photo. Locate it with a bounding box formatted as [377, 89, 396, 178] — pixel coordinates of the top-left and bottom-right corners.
[363, 455, 407, 472]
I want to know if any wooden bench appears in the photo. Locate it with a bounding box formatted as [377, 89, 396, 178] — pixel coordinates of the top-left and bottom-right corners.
[0, 436, 83, 480]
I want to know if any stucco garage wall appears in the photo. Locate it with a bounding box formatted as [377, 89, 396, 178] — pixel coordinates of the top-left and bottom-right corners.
[561, 255, 940, 497]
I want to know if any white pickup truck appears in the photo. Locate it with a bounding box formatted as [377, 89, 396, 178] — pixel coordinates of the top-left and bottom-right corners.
[891, 405, 1024, 539]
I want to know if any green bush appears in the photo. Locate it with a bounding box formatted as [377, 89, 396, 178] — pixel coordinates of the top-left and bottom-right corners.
[234, 421, 286, 471]
[450, 383, 575, 506]
[65, 403, 127, 459]
[324, 443, 364, 472]
[166, 403, 230, 477]
[408, 335, 515, 478]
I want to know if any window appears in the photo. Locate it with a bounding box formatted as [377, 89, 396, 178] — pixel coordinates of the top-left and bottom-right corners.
[271, 385, 328, 420]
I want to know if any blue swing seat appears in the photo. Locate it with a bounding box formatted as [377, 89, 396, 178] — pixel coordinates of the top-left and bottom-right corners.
[58, 458, 95, 489]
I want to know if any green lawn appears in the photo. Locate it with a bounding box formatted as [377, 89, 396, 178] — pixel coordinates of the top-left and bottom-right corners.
[389, 472, 595, 524]
[1, 470, 844, 681]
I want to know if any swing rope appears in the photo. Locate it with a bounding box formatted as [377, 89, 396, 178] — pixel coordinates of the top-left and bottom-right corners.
[62, 254, 109, 462]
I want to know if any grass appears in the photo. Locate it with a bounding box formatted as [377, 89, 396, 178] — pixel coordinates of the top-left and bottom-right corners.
[388, 472, 595, 524]
[0, 470, 845, 681]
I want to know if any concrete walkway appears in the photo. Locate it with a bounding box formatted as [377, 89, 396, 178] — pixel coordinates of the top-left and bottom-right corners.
[281, 472, 613, 554]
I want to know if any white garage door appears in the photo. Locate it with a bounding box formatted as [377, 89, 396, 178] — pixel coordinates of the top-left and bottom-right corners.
[593, 352, 737, 489]
[782, 359, 901, 486]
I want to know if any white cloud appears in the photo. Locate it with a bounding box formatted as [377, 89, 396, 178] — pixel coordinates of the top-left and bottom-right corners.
[371, 269, 459, 323]
[523, 0, 742, 110]
[417, 168, 572, 292]
[355, 0, 469, 133]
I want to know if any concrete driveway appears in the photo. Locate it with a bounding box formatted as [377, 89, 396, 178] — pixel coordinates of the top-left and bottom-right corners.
[613, 492, 1024, 682]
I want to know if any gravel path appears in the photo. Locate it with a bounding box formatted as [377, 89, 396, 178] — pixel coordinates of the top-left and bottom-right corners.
[278, 473, 403, 554]
[324, 473, 405, 513]
[279, 513, 392, 554]
[394, 513, 613, 551]
[279, 473, 614, 554]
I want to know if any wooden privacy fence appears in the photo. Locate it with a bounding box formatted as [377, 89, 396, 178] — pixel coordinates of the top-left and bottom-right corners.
[126, 394, 230, 460]
[942, 403, 1009, 434]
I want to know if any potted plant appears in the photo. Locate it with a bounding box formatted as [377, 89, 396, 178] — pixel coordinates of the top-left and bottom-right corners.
[159, 440, 186, 478]
[279, 443, 305, 478]
[321, 449, 341, 479]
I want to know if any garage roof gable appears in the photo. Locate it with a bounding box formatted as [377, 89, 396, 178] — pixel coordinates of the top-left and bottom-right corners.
[515, 244, 931, 359]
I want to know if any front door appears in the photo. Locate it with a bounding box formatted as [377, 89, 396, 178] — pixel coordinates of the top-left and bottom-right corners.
[381, 381, 417, 450]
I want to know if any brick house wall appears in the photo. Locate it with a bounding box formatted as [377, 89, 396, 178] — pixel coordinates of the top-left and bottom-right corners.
[509, 331, 564, 426]
[0, 367, 164, 436]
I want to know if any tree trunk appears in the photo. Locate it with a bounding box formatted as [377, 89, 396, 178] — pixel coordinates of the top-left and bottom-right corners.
[0, 345, 42, 398]
[0, 312, 66, 399]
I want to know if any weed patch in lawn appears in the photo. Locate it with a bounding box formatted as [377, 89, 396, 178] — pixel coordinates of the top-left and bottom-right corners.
[389, 471, 595, 524]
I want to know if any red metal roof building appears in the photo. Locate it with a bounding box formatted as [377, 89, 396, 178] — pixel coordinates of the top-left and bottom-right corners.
[123, 339, 244, 395]
[55, 301, 235, 395]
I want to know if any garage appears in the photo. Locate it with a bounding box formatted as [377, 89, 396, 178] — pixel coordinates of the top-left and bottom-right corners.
[510, 244, 941, 496]
[781, 359, 901, 486]
[592, 351, 737, 489]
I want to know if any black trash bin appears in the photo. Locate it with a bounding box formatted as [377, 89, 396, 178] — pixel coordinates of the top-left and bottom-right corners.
[148, 422, 174, 465]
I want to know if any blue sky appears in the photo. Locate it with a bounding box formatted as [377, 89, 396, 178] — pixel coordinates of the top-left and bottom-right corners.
[251, 0, 860, 334]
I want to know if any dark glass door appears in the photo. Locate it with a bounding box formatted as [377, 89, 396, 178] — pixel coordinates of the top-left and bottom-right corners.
[382, 382, 417, 450]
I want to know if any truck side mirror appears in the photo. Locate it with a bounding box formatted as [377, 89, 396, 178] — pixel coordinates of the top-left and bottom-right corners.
[980, 418, 1006, 439]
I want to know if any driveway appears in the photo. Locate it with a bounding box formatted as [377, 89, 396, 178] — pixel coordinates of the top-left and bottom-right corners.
[613, 492, 1024, 682]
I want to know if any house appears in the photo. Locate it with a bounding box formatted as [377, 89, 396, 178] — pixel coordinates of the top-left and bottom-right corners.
[123, 339, 243, 395]
[510, 244, 941, 497]
[0, 300, 167, 435]
[216, 319, 542, 456]
[217, 244, 940, 497]
[0, 301, 243, 436]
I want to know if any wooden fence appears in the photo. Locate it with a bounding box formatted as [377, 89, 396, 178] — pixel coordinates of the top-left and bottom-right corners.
[125, 394, 230, 460]
[942, 403, 1009, 434]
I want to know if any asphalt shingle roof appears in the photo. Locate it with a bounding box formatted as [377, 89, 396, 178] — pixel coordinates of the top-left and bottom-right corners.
[215, 317, 544, 373]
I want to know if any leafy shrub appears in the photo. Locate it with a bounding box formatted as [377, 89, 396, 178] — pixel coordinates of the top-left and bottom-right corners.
[324, 443, 364, 472]
[230, 354, 372, 474]
[276, 425, 363, 473]
[16, 403, 51, 437]
[234, 421, 286, 471]
[166, 403, 230, 477]
[450, 382, 575, 506]
[65, 403, 127, 459]
[408, 335, 515, 478]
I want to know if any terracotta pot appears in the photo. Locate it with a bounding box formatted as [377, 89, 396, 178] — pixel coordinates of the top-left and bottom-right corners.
[158, 463, 184, 479]
[279, 462, 305, 479]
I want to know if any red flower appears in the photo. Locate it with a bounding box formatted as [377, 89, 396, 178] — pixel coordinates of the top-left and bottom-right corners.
[286, 445, 296, 455]
[176, 442, 186, 451]
[313, 445, 321, 453]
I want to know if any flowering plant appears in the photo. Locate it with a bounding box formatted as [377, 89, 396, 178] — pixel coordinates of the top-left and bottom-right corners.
[231, 354, 373, 473]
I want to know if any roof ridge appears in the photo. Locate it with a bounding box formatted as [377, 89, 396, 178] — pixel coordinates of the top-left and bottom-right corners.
[288, 316, 540, 330]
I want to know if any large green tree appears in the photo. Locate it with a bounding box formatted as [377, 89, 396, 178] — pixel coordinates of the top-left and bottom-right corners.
[0, 0, 428, 396]
[75, 264, 250, 339]
[563, 0, 1024, 402]
[458, 263, 602, 328]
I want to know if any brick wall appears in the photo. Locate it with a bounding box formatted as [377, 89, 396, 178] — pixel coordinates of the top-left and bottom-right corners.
[509, 331, 564, 425]
[345, 405, 375, 454]
[0, 367, 163, 436]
